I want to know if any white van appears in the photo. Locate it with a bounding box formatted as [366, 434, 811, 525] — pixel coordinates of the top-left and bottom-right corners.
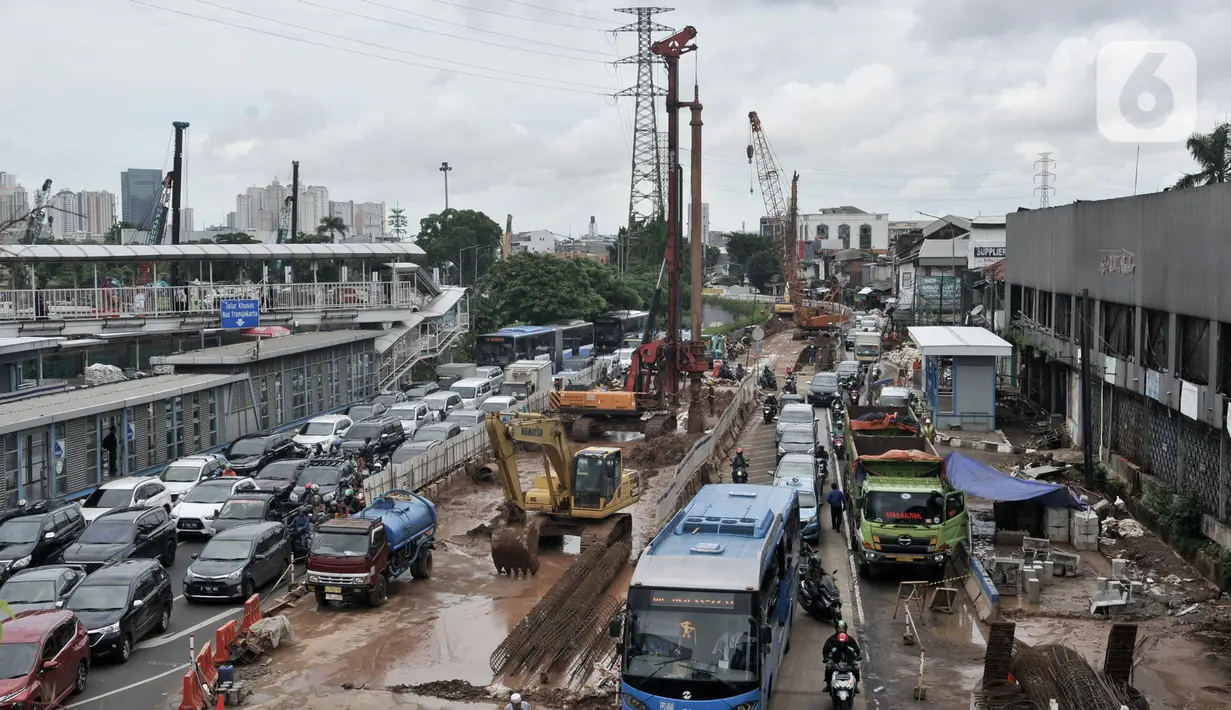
[474, 365, 505, 392]
[450, 377, 494, 409]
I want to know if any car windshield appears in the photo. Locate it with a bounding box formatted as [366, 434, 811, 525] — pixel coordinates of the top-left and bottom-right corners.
[345, 423, 382, 441]
[83, 487, 133, 508]
[856, 345, 879, 357]
[160, 465, 201, 483]
[217, 500, 266, 520]
[0, 580, 57, 603]
[298, 467, 341, 487]
[562, 359, 588, 371]
[228, 439, 267, 457]
[68, 584, 130, 612]
[183, 483, 233, 504]
[347, 405, 376, 421]
[452, 386, 477, 399]
[299, 421, 338, 436]
[838, 363, 859, 375]
[864, 490, 945, 524]
[782, 430, 814, 446]
[0, 642, 39, 679]
[414, 427, 450, 442]
[0, 519, 42, 545]
[878, 395, 910, 406]
[405, 384, 435, 398]
[309, 531, 368, 557]
[780, 408, 811, 424]
[812, 374, 838, 387]
[776, 461, 813, 479]
[199, 539, 253, 561]
[79, 522, 137, 544]
[623, 588, 759, 686]
[480, 400, 508, 413]
[388, 406, 420, 420]
[257, 461, 299, 481]
[798, 491, 818, 508]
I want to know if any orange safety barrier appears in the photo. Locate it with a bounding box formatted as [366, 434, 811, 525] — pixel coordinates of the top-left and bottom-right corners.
[195, 641, 217, 689]
[239, 593, 261, 634]
[177, 670, 207, 710]
[212, 620, 238, 665]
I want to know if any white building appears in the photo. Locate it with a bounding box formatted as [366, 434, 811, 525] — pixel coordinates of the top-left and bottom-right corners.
[354, 202, 386, 240]
[965, 215, 1006, 268]
[797, 206, 890, 256]
[0, 183, 29, 225]
[81, 191, 117, 235]
[234, 178, 294, 232]
[298, 186, 329, 235]
[510, 229, 556, 254]
[0, 172, 17, 189]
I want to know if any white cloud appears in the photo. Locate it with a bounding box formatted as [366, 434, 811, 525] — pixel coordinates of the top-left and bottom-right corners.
[2, 0, 1229, 235]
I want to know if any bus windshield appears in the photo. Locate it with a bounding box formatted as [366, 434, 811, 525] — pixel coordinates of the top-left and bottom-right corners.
[475, 338, 515, 368]
[594, 320, 624, 348]
[622, 588, 759, 694]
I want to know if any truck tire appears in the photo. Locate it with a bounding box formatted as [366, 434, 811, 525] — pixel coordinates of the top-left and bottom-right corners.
[368, 574, 388, 606]
[411, 549, 434, 579]
[858, 561, 870, 580]
[315, 589, 329, 606]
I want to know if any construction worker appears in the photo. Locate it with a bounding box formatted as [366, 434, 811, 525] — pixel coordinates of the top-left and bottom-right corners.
[506, 693, 530, 710]
[923, 418, 935, 443]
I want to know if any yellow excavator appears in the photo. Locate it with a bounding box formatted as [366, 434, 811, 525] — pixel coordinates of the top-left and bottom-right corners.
[484, 412, 640, 576]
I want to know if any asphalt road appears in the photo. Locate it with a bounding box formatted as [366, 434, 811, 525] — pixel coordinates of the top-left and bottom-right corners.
[65, 536, 300, 710]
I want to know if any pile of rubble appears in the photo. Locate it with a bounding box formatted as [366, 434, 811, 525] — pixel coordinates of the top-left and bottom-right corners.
[883, 343, 921, 371]
[84, 363, 126, 386]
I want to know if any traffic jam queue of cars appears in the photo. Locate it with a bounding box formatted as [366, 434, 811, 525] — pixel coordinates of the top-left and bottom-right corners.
[0, 376, 521, 695]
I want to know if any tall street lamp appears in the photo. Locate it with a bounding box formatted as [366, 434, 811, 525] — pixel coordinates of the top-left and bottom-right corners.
[439, 162, 453, 211]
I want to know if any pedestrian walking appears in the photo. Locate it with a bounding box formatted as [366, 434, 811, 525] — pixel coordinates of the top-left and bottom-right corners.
[825, 481, 845, 532]
[102, 425, 118, 477]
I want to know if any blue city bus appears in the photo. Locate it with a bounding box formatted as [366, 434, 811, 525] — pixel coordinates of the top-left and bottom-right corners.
[594, 310, 650, 354]
[547, 319, 595, 358]
[616, 484, 801, 710]
[474, 326, 558, 369]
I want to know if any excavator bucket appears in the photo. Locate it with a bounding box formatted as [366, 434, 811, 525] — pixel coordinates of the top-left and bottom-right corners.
[491, 502, 542, 576]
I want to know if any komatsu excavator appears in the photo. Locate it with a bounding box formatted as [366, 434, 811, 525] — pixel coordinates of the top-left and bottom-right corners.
[484, 412, 640, 576]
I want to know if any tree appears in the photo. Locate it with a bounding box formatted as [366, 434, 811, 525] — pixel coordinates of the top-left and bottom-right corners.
[213, 232, 259, 244]
[474, 252, 606, 331]
[723, 231, 780, 291]
[389, 207, 409, 240]
[1173, 123, 1231, 189]
[416, 208, 503, 286]
[745, 251, 780, 293]
[573, 257, 644, 310]
[316, 215, 348, 241]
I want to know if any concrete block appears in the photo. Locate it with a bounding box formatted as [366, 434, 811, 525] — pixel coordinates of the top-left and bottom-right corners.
[1111, 558, 1128, 577]
[1073, 532, 1099, 551]
[1129, 581, 1144, 599]
[988, 557, 1022, 596]
[1033, 563, 1047, 587]
[1097, 576, 1109, 591]
[1109, 580, 1123, 594]
[1026, 578, 1042, 603]
[1048, 550, 1081, 577]
[995, 529, 1029, 546]
[1042, 560, 1056, 579]
[1045, 507, 1071, 542]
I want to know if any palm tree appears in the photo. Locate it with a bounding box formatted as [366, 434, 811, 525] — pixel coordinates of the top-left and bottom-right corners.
[1173, 123, 1231, 189]
[316, 215, 348, 241]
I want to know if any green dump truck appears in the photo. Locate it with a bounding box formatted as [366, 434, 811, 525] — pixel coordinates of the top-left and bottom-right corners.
[843, 405, 968, 580]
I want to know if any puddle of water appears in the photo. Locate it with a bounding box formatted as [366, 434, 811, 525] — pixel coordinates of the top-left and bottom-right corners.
[926, 595, 986, 647]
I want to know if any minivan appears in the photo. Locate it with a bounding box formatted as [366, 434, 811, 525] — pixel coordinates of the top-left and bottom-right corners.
[474, 365, 505, 392]
[876, 386, 912, 408]
[450, 378, 494, 409]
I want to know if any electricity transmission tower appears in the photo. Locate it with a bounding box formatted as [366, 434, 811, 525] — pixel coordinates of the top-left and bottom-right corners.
[1034, 152, 1056, 208]
[615, 6, 672, 240]
[655, 131, 670, 218]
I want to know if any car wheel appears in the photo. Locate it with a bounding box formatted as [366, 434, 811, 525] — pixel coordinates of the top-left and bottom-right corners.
[161, 540, 176, 567]
[241, 577, 255, 600]
[157, 605, 171, 634]
[72, 661, 88, 694]
[118, 634, 132, 663]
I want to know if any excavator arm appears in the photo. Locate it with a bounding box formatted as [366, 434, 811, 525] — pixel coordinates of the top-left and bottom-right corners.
[485, 412, 575, 513]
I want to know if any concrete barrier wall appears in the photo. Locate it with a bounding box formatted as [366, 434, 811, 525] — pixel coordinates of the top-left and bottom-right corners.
[953, 542, 1001, 621]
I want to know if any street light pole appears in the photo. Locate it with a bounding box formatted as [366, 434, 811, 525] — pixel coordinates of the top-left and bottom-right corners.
[439, 162, 453, 211]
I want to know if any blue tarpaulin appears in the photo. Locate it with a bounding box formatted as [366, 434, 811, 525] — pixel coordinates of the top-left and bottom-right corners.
[944, 452, 1085, 509]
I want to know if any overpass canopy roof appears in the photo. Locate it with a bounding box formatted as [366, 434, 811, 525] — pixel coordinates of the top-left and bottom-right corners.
[0, 242, 426, 263]
[908, 325, 1013, 358]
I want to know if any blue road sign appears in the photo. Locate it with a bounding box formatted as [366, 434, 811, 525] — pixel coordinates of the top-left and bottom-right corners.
[126, 423, 135, 441]
[220, 299, 261, 329]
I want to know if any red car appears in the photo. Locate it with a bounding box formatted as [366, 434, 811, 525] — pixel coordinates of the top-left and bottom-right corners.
[0, 609, 89, 707]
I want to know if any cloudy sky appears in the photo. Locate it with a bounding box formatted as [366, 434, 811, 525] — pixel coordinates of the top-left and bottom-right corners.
[4, 0, 1230, 236]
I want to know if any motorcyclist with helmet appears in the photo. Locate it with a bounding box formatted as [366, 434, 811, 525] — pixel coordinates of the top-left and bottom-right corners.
[731, 447, 750, 483]
[823, 620, 862, 692]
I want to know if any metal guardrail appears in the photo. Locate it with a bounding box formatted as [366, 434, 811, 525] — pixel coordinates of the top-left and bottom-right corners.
[0, 281, 431, 321]
[653, 375, 759, 527]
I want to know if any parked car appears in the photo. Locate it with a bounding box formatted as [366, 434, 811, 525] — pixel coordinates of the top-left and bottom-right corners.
[0, 502, 86, 583]
[0, 566, 87, 614]
[443, 409, 486, 431]
[183, 522, 291, 602]
[158, 454, 229, 502]
[421, 391, 463, 416]
[290, 458, 359, 505]
[808, 372, 841, 407]
[403, 381, 439, 399]
[369, 391, 407, 408]
[776, 402, 817, 440]
[387, 401, 440, 438]
[449, 378, 495, 410]
[67, 559, 173, 663]
[338, 416, 407, 460]
[776, 424, 818, 462]
[292, 415, 353, 453]
[253, 459, 308, 502]
[774, 453, 823, 494]
[60, 507, 177, 572]
[342, 402, 388, 422]
[208, 492, 283, 537]
[0, 608, 90, 703]
[81, 477, 172, 522]
[223, 432, 296, 475]
[171, 478, 262, 539]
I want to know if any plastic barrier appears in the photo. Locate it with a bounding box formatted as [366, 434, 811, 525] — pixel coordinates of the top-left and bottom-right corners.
[239, 593, 262, 634]
[177, 670, 207, 710]
[195, 641, 217, 689]
[212, 620, 237, 665]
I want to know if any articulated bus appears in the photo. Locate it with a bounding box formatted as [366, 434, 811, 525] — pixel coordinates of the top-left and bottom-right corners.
[546, 319, 595, 358]
[594, 310, 650, 354]
[474, 326, 558, 369]
[615, 484, 801, 710]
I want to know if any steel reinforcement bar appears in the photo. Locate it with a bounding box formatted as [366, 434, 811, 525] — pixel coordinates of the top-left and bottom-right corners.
[567, 600, 623, 687]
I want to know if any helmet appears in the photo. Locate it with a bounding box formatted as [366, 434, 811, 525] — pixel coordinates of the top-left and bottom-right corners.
[345, 488, 354, 497]
[836, 633, 849, 643]
[836, 619, 847, 632]
[737, 447, 743, 454]
[511, 694, 522, 704]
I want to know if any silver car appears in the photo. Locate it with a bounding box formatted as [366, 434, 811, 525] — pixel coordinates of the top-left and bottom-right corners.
[776, 403, 816, 440]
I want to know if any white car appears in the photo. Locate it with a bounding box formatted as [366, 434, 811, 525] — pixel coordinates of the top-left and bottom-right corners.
[774, 474, 818, 523]
[450, 377, 494, 409]
[387, 401, 440, 437]
[171, 477, 262, 538]
[480, 395, 524, 420]
[422, 391, 464, 416]
[80, 477, 174, 522]
[775, 403, 817, 440]
[158, 454, 229, 502]
[293, 414, 353, 452]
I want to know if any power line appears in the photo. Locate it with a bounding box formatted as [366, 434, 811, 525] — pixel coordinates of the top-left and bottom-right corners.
[351, 0, 615, 57]
[189, 0, 607, 89]
[127, 0, 609, 95]
[422, 0, 609, 30]
[499, 0, 614, 23]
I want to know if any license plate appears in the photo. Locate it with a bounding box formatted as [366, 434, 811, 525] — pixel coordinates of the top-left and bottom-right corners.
[324, 586, 342, 593]
[326, 593, 343, 601]
[202, 586, 219, 594]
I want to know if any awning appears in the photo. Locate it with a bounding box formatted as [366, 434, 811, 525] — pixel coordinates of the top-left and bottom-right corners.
[944, 452, 1085, 509]
[858, 286, 873, 295]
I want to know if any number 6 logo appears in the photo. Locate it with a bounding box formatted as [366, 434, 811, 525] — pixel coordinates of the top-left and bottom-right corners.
[1096, 40, 1197, 143]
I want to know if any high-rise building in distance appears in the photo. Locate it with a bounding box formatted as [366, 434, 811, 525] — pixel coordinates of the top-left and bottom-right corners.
[120, 169, 164, 230]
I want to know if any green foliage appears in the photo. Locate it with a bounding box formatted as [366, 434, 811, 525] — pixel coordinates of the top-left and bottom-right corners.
[1144, 481, 1206, 556]
[416, 209, 503, 286]
[474, 253, 607, 331]
[213, 232, 259, 244]
[1173, 122, 1230, 189]
[316, 216, 348, 240]
[724, 232, 780, 292]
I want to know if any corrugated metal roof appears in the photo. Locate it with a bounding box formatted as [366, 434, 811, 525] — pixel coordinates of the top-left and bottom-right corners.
[917, 237, 969, 261]
[0, 337, 65, 356]
[152, 330, 380, 366]
[0, 373, 246, 436]
[907, 326, 1012, 357]
[0, 242, 426, 263]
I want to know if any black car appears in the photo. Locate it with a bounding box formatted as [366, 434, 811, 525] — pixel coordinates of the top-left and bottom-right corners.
[0, 565, 87, 614]
[67, 559, 173, 663]
[338, 416, 406, 459]
[253, 459, 308, 502]
[60, 507, 177, 572]
[0, 501, 86, 582]
[342, 402, 388, 422]
[184, 522, 291, 602]
[291, 458, 359, 504]
[808, 372, 841, 406]
[223, 432, 296, 475]
[209, 493, 283, 536]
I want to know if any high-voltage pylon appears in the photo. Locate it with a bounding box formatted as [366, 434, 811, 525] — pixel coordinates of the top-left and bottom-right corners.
[1034, 152, 1056, 208]
[615, 7, 672, 235]
[655, 131, 670, 217]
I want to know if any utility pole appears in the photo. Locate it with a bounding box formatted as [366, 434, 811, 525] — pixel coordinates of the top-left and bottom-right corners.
[615, 7, 672, 248]
[1034, 152, 1056, 208]
[1079, 288, 1095, 487]
[169, 120, 189, 295]
[439, 162, 453, 210]
[290, 160, 300, 241]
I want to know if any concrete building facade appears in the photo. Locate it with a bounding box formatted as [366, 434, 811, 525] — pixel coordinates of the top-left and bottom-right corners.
[510, 230, 556, 254]
[120, 169, 164, 230]
[798, 207, 890, 255]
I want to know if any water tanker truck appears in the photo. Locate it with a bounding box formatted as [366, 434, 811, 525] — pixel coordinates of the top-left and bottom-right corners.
[306, 489, 437, 606]
[843, 405, 968, 580]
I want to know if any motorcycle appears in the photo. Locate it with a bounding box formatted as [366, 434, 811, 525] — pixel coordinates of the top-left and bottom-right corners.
[731, 465, 749, 484]
[828, 661, 859, 709]
[848, 386, 860, 406]
[832, 433, 846, 460]
[763, 403, 775, 424]
[783, 378, 797, 395]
